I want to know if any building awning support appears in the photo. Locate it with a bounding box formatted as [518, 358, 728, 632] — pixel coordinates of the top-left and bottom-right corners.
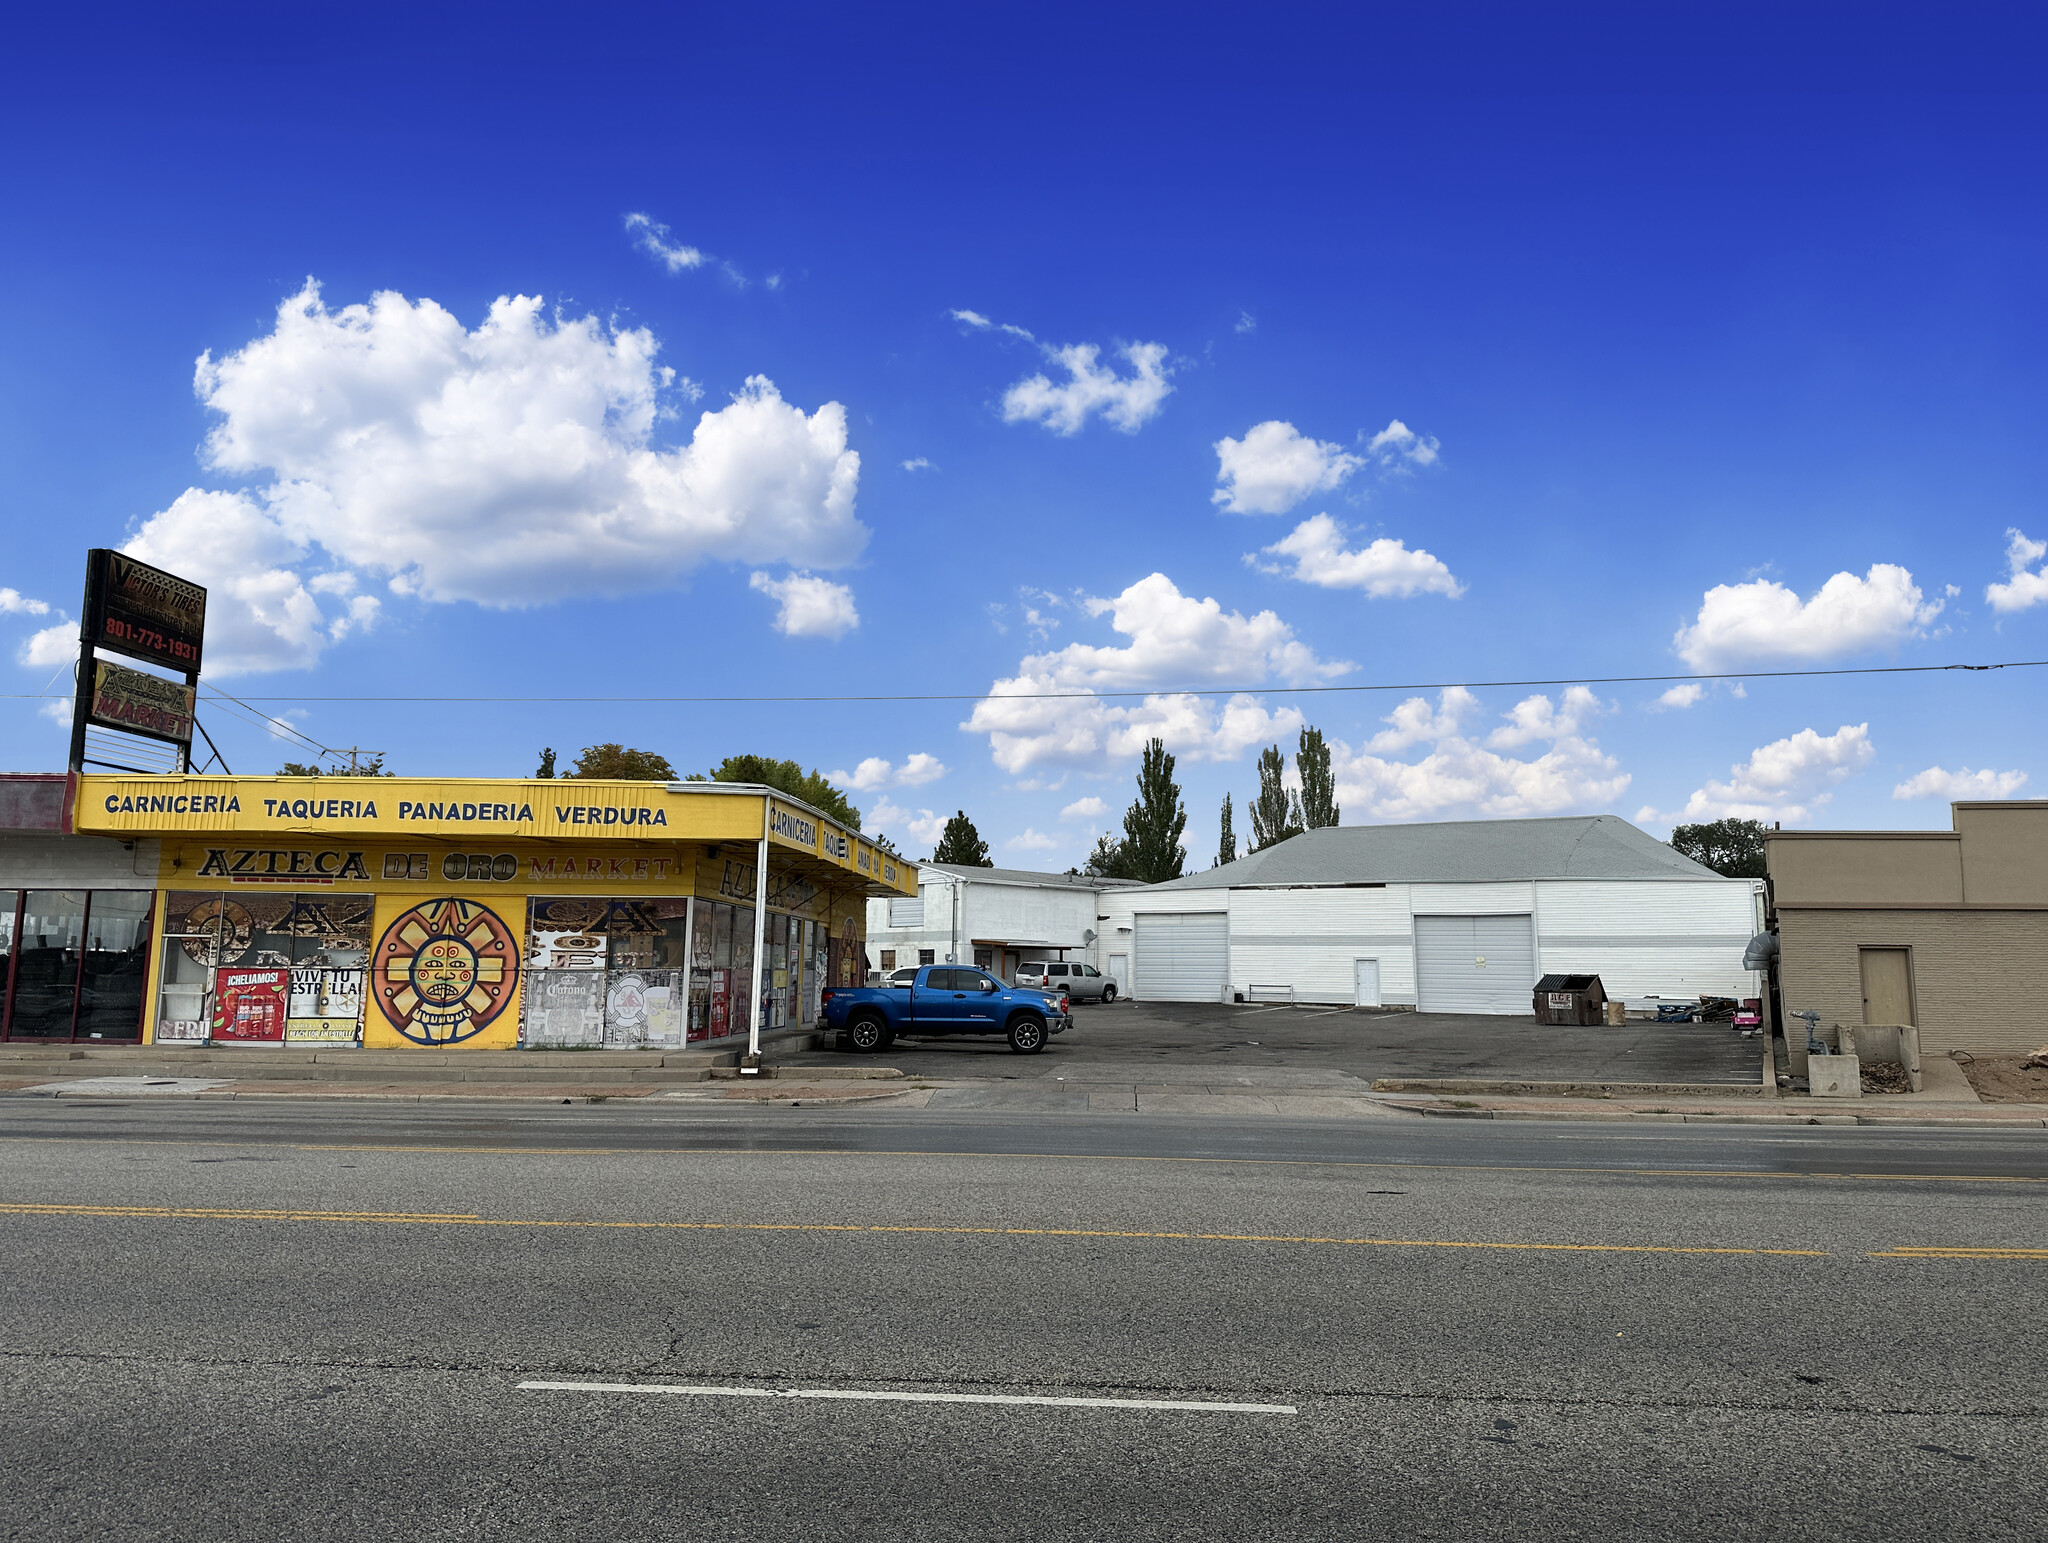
[744, 796, 769, 1072]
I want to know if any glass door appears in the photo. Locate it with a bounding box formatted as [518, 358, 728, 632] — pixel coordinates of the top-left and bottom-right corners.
[6, 891, 85, 1039]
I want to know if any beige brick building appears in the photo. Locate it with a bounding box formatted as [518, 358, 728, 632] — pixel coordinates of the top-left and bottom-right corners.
[1767, 802, 2048, 1056]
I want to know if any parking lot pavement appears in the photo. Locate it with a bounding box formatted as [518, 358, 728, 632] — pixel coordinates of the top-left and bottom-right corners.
[781, 999, 1764, 1088]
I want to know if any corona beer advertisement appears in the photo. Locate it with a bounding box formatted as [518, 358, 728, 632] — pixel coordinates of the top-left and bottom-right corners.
[366, 895, 521, 1049]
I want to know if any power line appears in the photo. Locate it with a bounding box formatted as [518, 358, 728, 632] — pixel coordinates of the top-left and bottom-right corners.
[6, 657, 2042, 707]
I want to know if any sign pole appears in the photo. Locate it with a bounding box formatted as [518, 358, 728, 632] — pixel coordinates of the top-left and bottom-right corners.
[745, 795, 770, 1069]
[66, 551, 102, 775]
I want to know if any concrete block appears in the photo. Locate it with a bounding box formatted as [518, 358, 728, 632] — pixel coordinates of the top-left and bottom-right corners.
[1807, 1054, 1863, 1099]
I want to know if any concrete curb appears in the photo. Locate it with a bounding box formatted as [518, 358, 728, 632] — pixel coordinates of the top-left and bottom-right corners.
[1374, 1077, 1768, 1099]
[1416, 1105, 2048, 1128]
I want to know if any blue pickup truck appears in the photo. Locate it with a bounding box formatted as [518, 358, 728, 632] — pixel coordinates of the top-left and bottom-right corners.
[821, 965, 1070, 1054]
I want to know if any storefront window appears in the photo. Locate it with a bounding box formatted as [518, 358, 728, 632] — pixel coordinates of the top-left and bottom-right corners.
[8, 891, 85, 1040]
[152, 892, 370, 1047]
[77, 891, 153, 1041]
[0, 892, 15, 1036]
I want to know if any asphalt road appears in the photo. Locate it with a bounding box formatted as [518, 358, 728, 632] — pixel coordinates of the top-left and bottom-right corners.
[784, 999, 1765, 1086]
[1, 1100, 2042, 1541]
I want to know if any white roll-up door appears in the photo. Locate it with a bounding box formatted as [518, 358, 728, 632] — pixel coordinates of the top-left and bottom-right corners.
[1133, 913, 1228, 1002]
[1415, 914, 1534, 1015]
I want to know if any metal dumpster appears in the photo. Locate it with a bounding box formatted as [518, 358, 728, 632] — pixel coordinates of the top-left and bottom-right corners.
[1532, 972, 1608, 1026]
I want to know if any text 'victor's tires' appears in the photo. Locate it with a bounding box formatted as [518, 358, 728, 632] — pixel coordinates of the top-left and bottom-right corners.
[1007, 1015, 1047, 1054]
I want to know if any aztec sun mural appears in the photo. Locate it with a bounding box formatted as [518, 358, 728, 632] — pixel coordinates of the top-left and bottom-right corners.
[374, 897, 519, 1045]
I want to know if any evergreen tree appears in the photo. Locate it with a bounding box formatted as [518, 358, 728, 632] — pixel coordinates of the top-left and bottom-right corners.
[931, 810, 992, 866]
[1216, 793, 1237, 868]
[1248, 743, 1303, 852]
[1298, 725, 1339, 829]
[1081, 833, 1132, 878]
[535, 747, 557, 779]
[1119, 737, 1186, 884]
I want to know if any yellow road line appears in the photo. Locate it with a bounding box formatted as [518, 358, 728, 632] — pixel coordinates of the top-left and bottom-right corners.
[1870, 1246, 2048, 1260]
[0, 1133, 2040, 1185]
[0, 1201, 1825, 1255]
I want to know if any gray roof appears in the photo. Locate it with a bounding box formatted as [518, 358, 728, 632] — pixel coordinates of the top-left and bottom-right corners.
[916, 863, 1145, 891]
[1142, 815, 1724, 890]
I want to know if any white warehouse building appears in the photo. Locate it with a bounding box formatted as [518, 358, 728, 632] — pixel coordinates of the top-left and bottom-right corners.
[1097, 815, 1764, 1012]
[865, 864, 1143, 984]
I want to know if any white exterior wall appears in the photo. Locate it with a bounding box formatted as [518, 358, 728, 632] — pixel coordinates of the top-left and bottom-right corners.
[0, 834, 162, 889]
[865, 874, 1117, 975]
[1228, 887, 1416, 1005]
[865, 873, 961, 968]
[1533, 880, 1762, 1001]
[1110, 874, 1763, 1007]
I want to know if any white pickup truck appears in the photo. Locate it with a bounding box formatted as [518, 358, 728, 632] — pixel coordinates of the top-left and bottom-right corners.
[1016, 960, 1115, 1002]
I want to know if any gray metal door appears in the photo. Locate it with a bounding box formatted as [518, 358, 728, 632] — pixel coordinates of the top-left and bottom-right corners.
[1133, 913, 1228, 1002]
[1414, 915, 1534, 1014]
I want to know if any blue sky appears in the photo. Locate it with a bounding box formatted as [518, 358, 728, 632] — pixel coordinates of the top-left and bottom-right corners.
[5, 3, 2048, 863]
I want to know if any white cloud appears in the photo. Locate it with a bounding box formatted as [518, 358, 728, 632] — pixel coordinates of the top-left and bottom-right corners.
[1006, 828, 1058, 851]
[1986, 528, 2048, 614]
[1331, 687, 1628, 820]
[901, 457, 934, 472]
[123, 281, 863, 673]
[1673, 565, 1942, 669]
[970, 688, 1305, 776]
[1022, 573, 1348, 691]
[963, 574, 1342, 773]
[39, 697, 72, 724]
[950, 309, 993, 329]
[750, 571, 859, 639]
[1212, 421, 1362, 515]
[1892, 765, 2030, 800]
[20, 623, 78, 670]
[1671, 724, 1875, 824]
[1060, 796, 1108, 821]
[1235, 311, 1256, 334]
[867, 796, 948, 849]
[623, 212, 706, 273]
[1366, 419, 1439, 470]
[118, 488, 380, 675]
[1488, 686, 1611, 749]
[829, 753, 947, 792]
[1001, 341, 1172, 435]
[0, 588, 51, 616]
[1368, 688, 1478, 752]
[1252, 514, 1463, 598]
[1657, 683, 1706, 709]
[836, 758, 894, 792]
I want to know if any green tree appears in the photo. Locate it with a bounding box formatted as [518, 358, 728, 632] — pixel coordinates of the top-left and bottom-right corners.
[1298, 725, 1339, 830]
[931, 810, 992, 867]
[570, 744, 676, 780]
[1248, 743, 1303, 852]
[1118, 737, 1186, 884]
[277, 753, 388, 777]
[1081, 833, 1133, 879]
[535, 747, 557, 779]
[696, 754, 862, 829]
[1216, 793, 1237, 868]
[1669, 817, 1769, 878]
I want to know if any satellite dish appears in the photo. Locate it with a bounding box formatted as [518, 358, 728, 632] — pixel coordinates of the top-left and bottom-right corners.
[1083, 927, 1097, 944]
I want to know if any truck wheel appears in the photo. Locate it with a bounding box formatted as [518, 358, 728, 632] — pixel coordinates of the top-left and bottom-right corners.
[846, 1015, 887, 1054]
[1100, 984, 1117, 1004]
[1007, 1015, 1047, 1054]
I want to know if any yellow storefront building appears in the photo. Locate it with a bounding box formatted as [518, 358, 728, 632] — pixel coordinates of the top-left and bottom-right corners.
[62, 774, 913, 1053]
